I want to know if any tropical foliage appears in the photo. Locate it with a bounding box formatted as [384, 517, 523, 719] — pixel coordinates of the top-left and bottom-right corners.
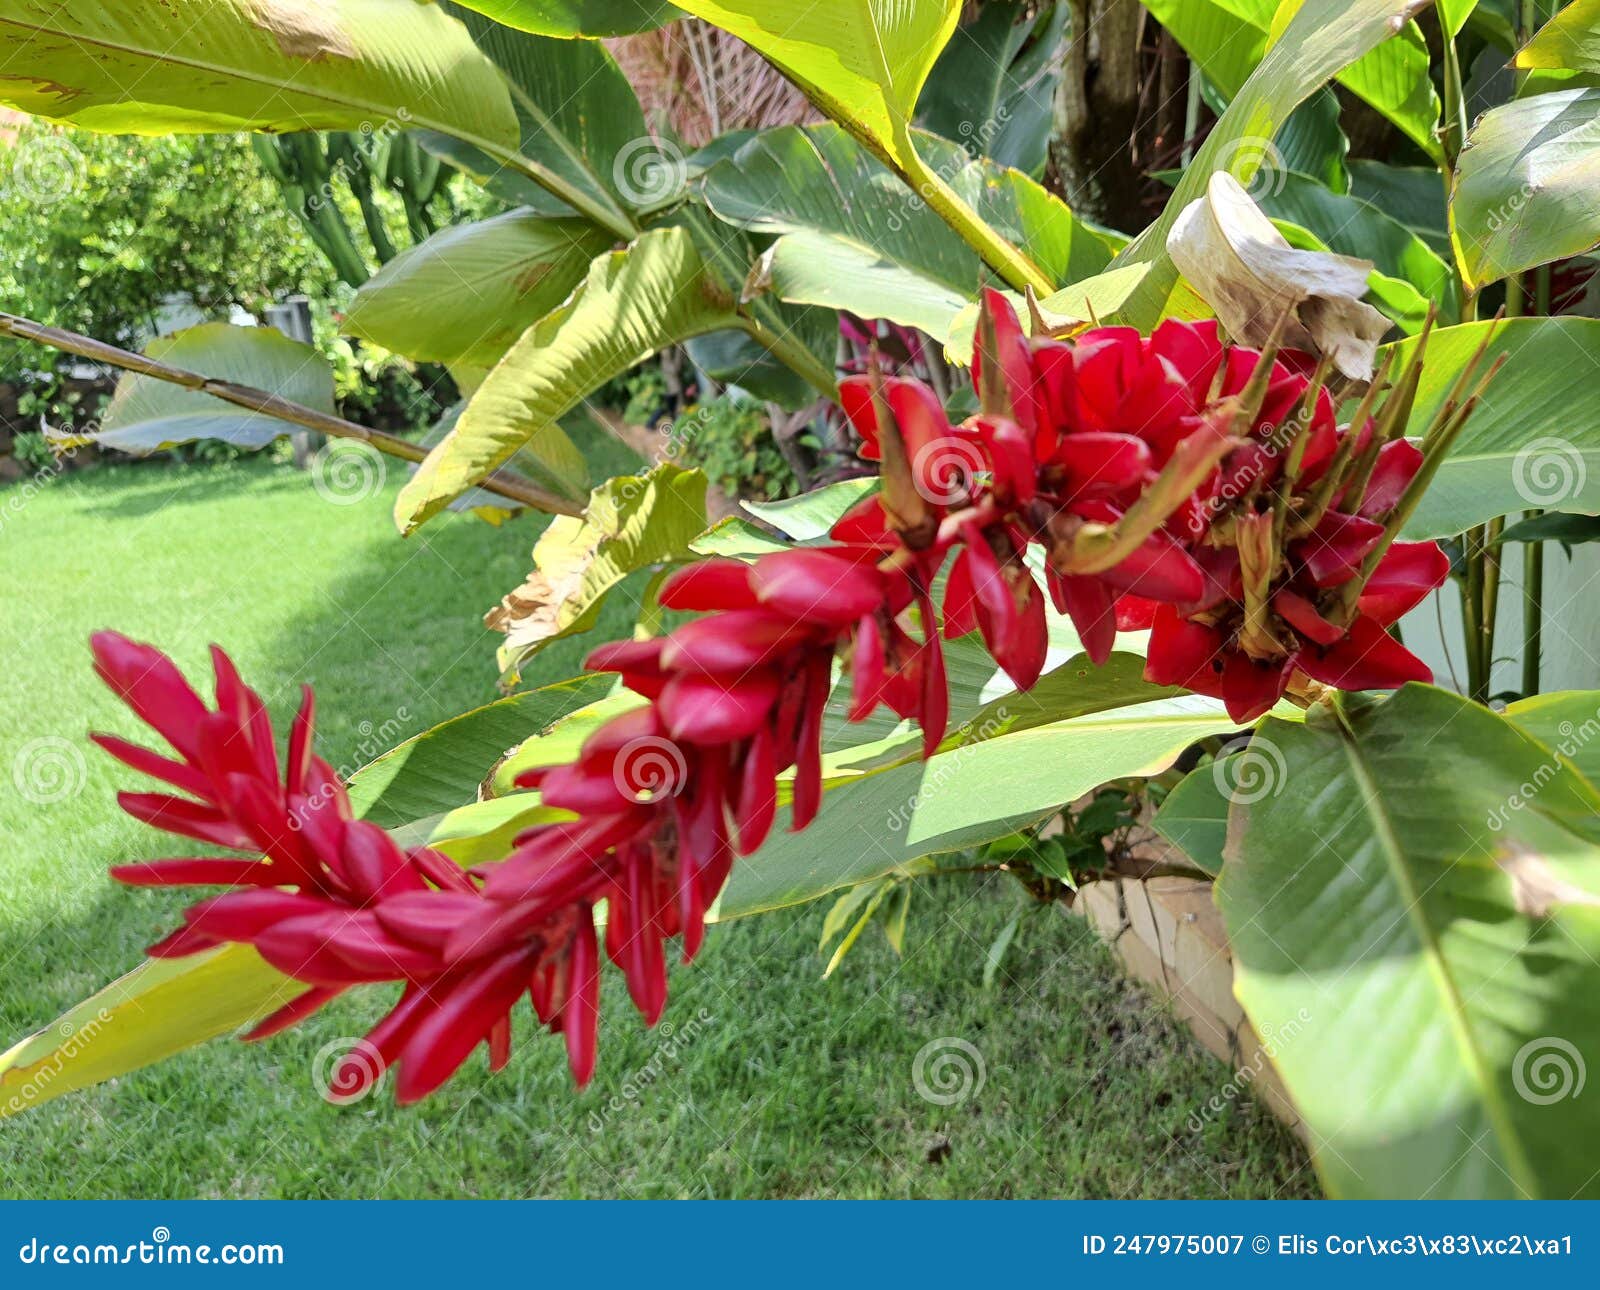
[5, 0, 1600, 1200]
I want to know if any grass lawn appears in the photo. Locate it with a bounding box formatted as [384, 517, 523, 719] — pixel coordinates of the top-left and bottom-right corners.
[0, 455, 1312, 1198]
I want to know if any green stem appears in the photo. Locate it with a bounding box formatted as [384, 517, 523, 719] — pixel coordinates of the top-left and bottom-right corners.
[1439, 24, 1468, 171]
[897, 140, 1054, 297]
[1523, 513, 1545, 697]
[1463, 525, 1488, 702]
[738, 315, 840, 402]
[1482, 514, 1505, 697]
[1182, 72, 1202, 168]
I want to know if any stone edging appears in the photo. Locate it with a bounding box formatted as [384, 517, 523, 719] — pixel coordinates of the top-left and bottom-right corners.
[1068, 872, 1307, 1143]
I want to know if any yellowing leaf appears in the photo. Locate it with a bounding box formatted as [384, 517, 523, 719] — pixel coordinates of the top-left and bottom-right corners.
[0, 948, 297, 1118]
[0, 0, 516, 146]
[669, 0, 961, 171]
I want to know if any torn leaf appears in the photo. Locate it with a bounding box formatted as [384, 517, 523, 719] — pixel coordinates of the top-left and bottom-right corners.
[1168, 173, 1391, 381]
[485, 464, 711, 687]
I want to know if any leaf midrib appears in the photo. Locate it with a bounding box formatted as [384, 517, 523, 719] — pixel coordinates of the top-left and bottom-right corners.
[1336, 722, 1542, 1197]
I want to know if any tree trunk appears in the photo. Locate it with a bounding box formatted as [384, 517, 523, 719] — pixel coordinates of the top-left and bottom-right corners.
[1046, 0, 1148, 233]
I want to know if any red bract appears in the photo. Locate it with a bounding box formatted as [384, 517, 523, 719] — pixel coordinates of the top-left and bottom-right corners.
[93, 294, 1484, 1105]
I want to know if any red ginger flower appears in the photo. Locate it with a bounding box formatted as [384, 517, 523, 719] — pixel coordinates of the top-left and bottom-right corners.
[90, 295, 1484, 1105]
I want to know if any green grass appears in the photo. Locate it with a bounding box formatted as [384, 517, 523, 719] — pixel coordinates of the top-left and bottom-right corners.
[0, 456, 1312, 1198]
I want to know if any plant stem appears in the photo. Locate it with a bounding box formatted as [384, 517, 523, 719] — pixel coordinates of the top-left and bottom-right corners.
[897, 141, 1055, 297]
[1481, 514, 1505, 697]
[1523, 512, 1545, 696]
[738, 315, 840, 401]
[0, 312, 583, 518]
[1463, 526, 1487, 701]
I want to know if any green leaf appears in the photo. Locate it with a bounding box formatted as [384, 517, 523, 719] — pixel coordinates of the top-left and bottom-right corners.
[683, 328, 829, 411]
[822, 881, 894, 978]
[90, 324, 335, 453]
[670, 0, 961, 172]
[903, 696, 1255, 849]
[1218, 686, 1600, 1198]
[422, 794, 568, 866]
[982, 909, 1026, 988]
[345, 673, 617, 828]
[0, 0, 516, 147]
[819, 879, 888, 951]
[1269, 0, 1440, 160]
[1274, 88, 1350, 194]
[1347, 160, 1449, 255]
[1451, 89, 1600, 289]
[1506, 691, 1600, 788]
[450, 0, 681, 36]
[1150, 758, 1237, 877]
[1142, 0, 1276, 100]
[396, 227, 740, 532]
[702, 124, 1115, 342]
[717, 657, 1234, 918]
[1258, 171, 1456, 313]
[343, 210, 612, 369]
[486, 465, 712, 680]
[1516, 0, 1600, 74]
[917, 0, 1069, 177]
[1494, 513, 1600, 551]
[742, 479, 879, 542]
[1115, 0, 1437, 327]
[884, 881, 912, 955]
[1146, 0, 1438, 156]
[1396, 318, 1600, 538]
